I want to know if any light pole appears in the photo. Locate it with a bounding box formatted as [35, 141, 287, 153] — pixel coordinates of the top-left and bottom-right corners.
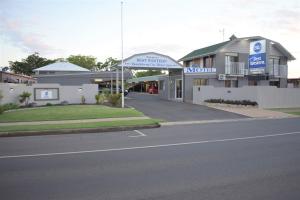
[121, 1, 124, 108]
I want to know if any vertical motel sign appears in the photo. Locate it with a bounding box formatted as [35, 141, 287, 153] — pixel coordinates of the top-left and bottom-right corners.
[248, 39, 266, 74]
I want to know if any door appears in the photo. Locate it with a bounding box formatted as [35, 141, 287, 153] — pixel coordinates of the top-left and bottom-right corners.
[175, 79, 182, 99]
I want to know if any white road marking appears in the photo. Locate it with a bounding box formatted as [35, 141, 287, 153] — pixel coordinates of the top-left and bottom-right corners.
[0, 131, 299, 159]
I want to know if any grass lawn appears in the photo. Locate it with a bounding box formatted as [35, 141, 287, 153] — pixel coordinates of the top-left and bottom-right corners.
[0, 105, 144, 122]
[270, 108, 300, 116]
[0, 119, 159, 134]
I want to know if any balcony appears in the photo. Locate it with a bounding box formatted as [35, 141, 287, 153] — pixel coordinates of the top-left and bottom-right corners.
[225, 62, 247, 76]
[268, 64, 287, 78]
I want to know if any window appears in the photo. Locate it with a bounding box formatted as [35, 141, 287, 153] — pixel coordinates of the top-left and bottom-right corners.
[203, 56, 214, 68]
[225, 80, 231, 88]
[248, 80, 258, 86]
[159, 80, 165, 90]
[193, 79, 208, 86]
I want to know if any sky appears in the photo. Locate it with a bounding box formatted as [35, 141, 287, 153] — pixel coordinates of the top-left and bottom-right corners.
[0, 0, 299, 78]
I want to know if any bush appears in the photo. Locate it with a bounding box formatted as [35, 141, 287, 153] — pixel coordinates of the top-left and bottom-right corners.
[19, 92, 31, 106]
[102, 88, 111, 98]
[46, 103, 53, 106]
[0, 90, 3, 101]
[205, 99, 257, 106]
[108, 93, 121, 107]
[2, 103, 19, 111]
[95, 94, 106, 104]
[0, 105, 5, 115]
[81, 95, 86, 104]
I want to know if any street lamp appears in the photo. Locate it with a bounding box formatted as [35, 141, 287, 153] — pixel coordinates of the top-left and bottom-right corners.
[121, 1, 124, 108]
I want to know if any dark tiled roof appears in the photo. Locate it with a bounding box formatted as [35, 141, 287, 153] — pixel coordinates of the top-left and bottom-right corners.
[180, 40, 230, 61]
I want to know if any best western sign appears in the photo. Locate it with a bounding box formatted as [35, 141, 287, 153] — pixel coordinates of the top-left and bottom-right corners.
[249, 40, 266, 74]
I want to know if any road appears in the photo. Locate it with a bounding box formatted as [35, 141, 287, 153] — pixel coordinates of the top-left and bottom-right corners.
[0, 118, 300, 199]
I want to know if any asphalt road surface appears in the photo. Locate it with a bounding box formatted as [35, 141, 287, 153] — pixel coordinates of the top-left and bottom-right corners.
[125, 92, 246, 121]
[1, 118, 300, 200]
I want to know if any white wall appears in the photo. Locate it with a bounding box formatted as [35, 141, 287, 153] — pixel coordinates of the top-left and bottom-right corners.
[0, 83, 98, 106]
[193, 85, 300, 108]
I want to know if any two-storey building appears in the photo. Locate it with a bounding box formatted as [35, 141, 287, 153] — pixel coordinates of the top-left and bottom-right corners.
[178, 35, 295, 102]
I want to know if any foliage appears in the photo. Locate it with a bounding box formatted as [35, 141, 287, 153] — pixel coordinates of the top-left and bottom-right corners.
[135, 70, 163, 78]
[0, 90, 3, 101]
[19, 92, 31, 106]
[81, 96, 86, 104]
[101, 88, 111, 98]
[67, 55, 97, 70]
[2, 103, 19, 111]
[46, 103, 53, 106]
[204, 99, 258, 106]
[9, 53, 55, 75]
[95, 94, 106, 104]
[0, 105, 5, 115]
[108, 93, 121, 107]
[96, 57, 119, 71]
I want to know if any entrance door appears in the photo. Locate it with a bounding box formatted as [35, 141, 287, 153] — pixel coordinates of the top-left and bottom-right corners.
[175, 79, 182, 99]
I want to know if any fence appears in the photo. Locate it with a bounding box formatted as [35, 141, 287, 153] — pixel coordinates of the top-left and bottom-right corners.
[0, 83, 98, 106]
[193, 85, 300, 108]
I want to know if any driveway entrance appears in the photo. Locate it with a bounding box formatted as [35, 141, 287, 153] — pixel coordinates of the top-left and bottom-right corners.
[126, 93, 246, 122]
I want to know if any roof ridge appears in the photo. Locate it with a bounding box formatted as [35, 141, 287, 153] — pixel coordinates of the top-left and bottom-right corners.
[179, 40, 230, 61]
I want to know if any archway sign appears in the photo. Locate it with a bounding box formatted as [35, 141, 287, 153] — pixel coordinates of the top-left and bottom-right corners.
[115, 52, 183, 70]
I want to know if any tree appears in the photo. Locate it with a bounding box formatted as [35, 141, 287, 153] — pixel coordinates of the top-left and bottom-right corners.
[96, 57, 119, 71]
[9, 53, 55, 76]
[135, 70, 163, 78]
[19, 92, 31, 106]
[67, 55, 97, 70]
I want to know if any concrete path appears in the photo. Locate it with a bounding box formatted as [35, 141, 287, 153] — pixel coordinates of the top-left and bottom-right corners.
[206, 104, 297, 118]
[0, 116, 150, 126]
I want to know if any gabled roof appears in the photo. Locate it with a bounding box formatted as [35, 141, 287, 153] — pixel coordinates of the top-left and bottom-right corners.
[33, 62, 90, 72]
[180, 35, 296, 61]
[179, 41, 230, 61]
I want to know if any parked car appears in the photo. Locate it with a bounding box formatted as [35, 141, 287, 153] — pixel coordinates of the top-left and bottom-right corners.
[148, 85, 158, 94]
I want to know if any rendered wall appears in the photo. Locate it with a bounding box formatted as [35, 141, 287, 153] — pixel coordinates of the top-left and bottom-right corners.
[0, 83, 98, 106]
[193, 85, 300, 108]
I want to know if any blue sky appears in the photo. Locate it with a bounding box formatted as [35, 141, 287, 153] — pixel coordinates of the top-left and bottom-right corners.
[0, 0, 299, 77]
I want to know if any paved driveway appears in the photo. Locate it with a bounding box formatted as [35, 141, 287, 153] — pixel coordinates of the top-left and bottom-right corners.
[125, 92, 246, 121]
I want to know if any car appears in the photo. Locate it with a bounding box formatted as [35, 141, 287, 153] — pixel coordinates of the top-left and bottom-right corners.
[148, 85, 158, 94]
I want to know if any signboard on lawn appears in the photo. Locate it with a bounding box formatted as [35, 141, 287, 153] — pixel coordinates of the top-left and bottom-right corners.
[249, 40, 266, 74]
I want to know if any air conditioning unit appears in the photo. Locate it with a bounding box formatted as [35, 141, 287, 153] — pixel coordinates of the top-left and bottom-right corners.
[218, 74, 226, 80]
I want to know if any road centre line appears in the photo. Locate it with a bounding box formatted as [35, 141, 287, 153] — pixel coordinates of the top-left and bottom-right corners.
[0, 131, 299, 159]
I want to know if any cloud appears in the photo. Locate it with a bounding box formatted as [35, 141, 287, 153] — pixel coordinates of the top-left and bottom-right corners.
[0, 18, 62, 55]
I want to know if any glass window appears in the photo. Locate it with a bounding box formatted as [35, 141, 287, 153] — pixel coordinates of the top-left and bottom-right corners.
[193, 79, 208, 86]
[225, 80, 231, 88]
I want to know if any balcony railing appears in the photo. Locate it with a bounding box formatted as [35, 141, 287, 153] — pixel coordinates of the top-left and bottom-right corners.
[268, 64, 287, 78]
[225, 62, 247, 76]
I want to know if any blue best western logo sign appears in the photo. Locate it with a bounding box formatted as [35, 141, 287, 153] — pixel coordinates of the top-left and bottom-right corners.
[249, 40, 266, 73]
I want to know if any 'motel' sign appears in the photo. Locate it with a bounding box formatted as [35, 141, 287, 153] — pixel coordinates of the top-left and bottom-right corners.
[249, 40, 266, 71]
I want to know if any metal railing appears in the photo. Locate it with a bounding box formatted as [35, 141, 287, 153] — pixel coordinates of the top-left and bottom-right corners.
[268, 64, 287, 78]
[225, 62, 247, 76]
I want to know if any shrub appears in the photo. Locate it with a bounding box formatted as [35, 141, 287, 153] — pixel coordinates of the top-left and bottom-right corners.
[102, 88, 111, 98]
[204, 99, 257, 106]
[2, 103, 19, 111]
[108, 93, 121, 107]
[19, 92, 31, 106]
[46, 103, 53, 106]
[0, 105, 5, 115]
[0, 90, 3, 101]
[95, 94, 106, 104]
[81, 95, 86, 104]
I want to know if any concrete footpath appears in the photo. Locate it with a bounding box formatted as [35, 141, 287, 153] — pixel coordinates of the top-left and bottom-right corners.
[0, 116, 150, 126]
[206, 105, 297, 118]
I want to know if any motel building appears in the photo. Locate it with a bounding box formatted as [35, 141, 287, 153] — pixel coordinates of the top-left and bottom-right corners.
[123, 35, 295, 103]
